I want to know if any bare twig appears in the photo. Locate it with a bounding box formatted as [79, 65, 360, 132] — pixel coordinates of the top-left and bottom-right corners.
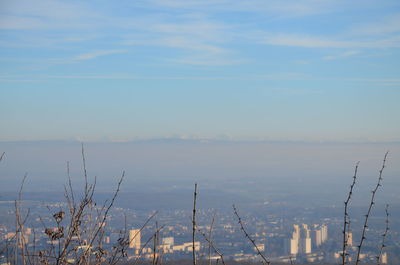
[81, 143, 88, 193]
[128, 211, 158, 248]
[67, 161, 75, 213]
[377, 204, 389, 265]
[78, 172, 125, 263]
[152, 221, 159, 265]
[108, 211, 158, 265]
[15, 174, 31, 265]
[197, 227, 226, 265]
[208, 212, 216, 265]
[192, 183, 197, 265]
[233, 204, 270, 265]
[356, 152, 388, 265]
[132, 225, 165, 265]
[342, 161, 359, 265]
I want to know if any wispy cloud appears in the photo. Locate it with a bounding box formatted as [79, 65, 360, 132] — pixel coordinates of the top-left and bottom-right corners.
[32, 50, 129, 68]
[168, 55, 245, 66]
[2, 0, 400, 72]
[261, 34, 400, 48]
[323, 50, 361, 60]
[151, 21, 227, 38]
[259, 72, 312, 81]
[259, 10, 400, 50]
[72, 50, 127, 61]
[120, 17, 235, 66]
[269, 87, 322, 95]
[123, 35, 226, 53]
[0, 0, 100, 30]
[147, 0, 349, 18]
[348, 13, 400, 36]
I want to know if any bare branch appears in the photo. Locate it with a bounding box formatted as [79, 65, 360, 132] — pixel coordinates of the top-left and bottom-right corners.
[233, 204, 270, 265]
[79, 172, 125, 263]
[208, 212, 216, 265]
[342, 161, 359, 265]
[81, 143, 88, 193]
[356, 152, 388, 265]
[377, 204, 390, 265]
[132, 225, 165, 265]
[197, 226, 226, 265]
[192, 183, 197, 265]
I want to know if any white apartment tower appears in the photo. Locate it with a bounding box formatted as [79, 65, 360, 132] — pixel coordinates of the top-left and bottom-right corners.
[288, 224, 312, 255]
[312, 224, 328, 248]
[129, 229, 141, 249]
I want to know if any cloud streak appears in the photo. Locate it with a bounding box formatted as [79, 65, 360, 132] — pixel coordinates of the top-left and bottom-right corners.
[348, 13, 400, 36]
[323, 50, 361, 60]
[261, 34, 400, 48]
[72, 50, 127, 61]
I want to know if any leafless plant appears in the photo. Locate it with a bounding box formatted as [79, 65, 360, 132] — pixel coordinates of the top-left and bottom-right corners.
[341, 161, 359, 265]
[355, 152, 388, 265]
[10, 144, 147, 265]
[376, 204, 389, 265]
[233, 204, 270, 265]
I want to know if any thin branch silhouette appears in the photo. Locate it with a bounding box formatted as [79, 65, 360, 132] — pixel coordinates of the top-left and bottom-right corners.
[342, 161, 359, 265]
[208, 212, 216, 265]
[377, 204, 389, 265]
[356, 152, 388, 265]
[233, 204, 270, 265]
[192, 183, 197, 265]
[197, 226, 226, 265]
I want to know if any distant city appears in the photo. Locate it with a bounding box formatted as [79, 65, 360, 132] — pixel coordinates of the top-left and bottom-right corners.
[0, 188, 398, 264]
[1, 141, 399, 264]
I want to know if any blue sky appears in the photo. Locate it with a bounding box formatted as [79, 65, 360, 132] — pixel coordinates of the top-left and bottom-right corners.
[1, 0, 400, 142]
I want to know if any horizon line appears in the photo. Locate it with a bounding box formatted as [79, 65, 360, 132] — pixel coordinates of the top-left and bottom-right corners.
[0, 137, 399, 145]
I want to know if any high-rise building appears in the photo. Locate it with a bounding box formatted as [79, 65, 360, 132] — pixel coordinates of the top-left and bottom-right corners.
[312, 229, 322, 247]
[293, 224, 300, 240]
[288, 224, 300, 255]
[301, 237, 312, 254]
[289, 238, 298, 255]
[287, 224, 312, 256]
[381, 252, 388, 264]
[311, 224, 328, 248]
[300, 224, 311, 254]
[321, 224, 328, 243]
[129, 229, 141, 249]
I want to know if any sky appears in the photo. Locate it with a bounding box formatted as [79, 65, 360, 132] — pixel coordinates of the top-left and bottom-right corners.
[1, 0, 400, 142]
